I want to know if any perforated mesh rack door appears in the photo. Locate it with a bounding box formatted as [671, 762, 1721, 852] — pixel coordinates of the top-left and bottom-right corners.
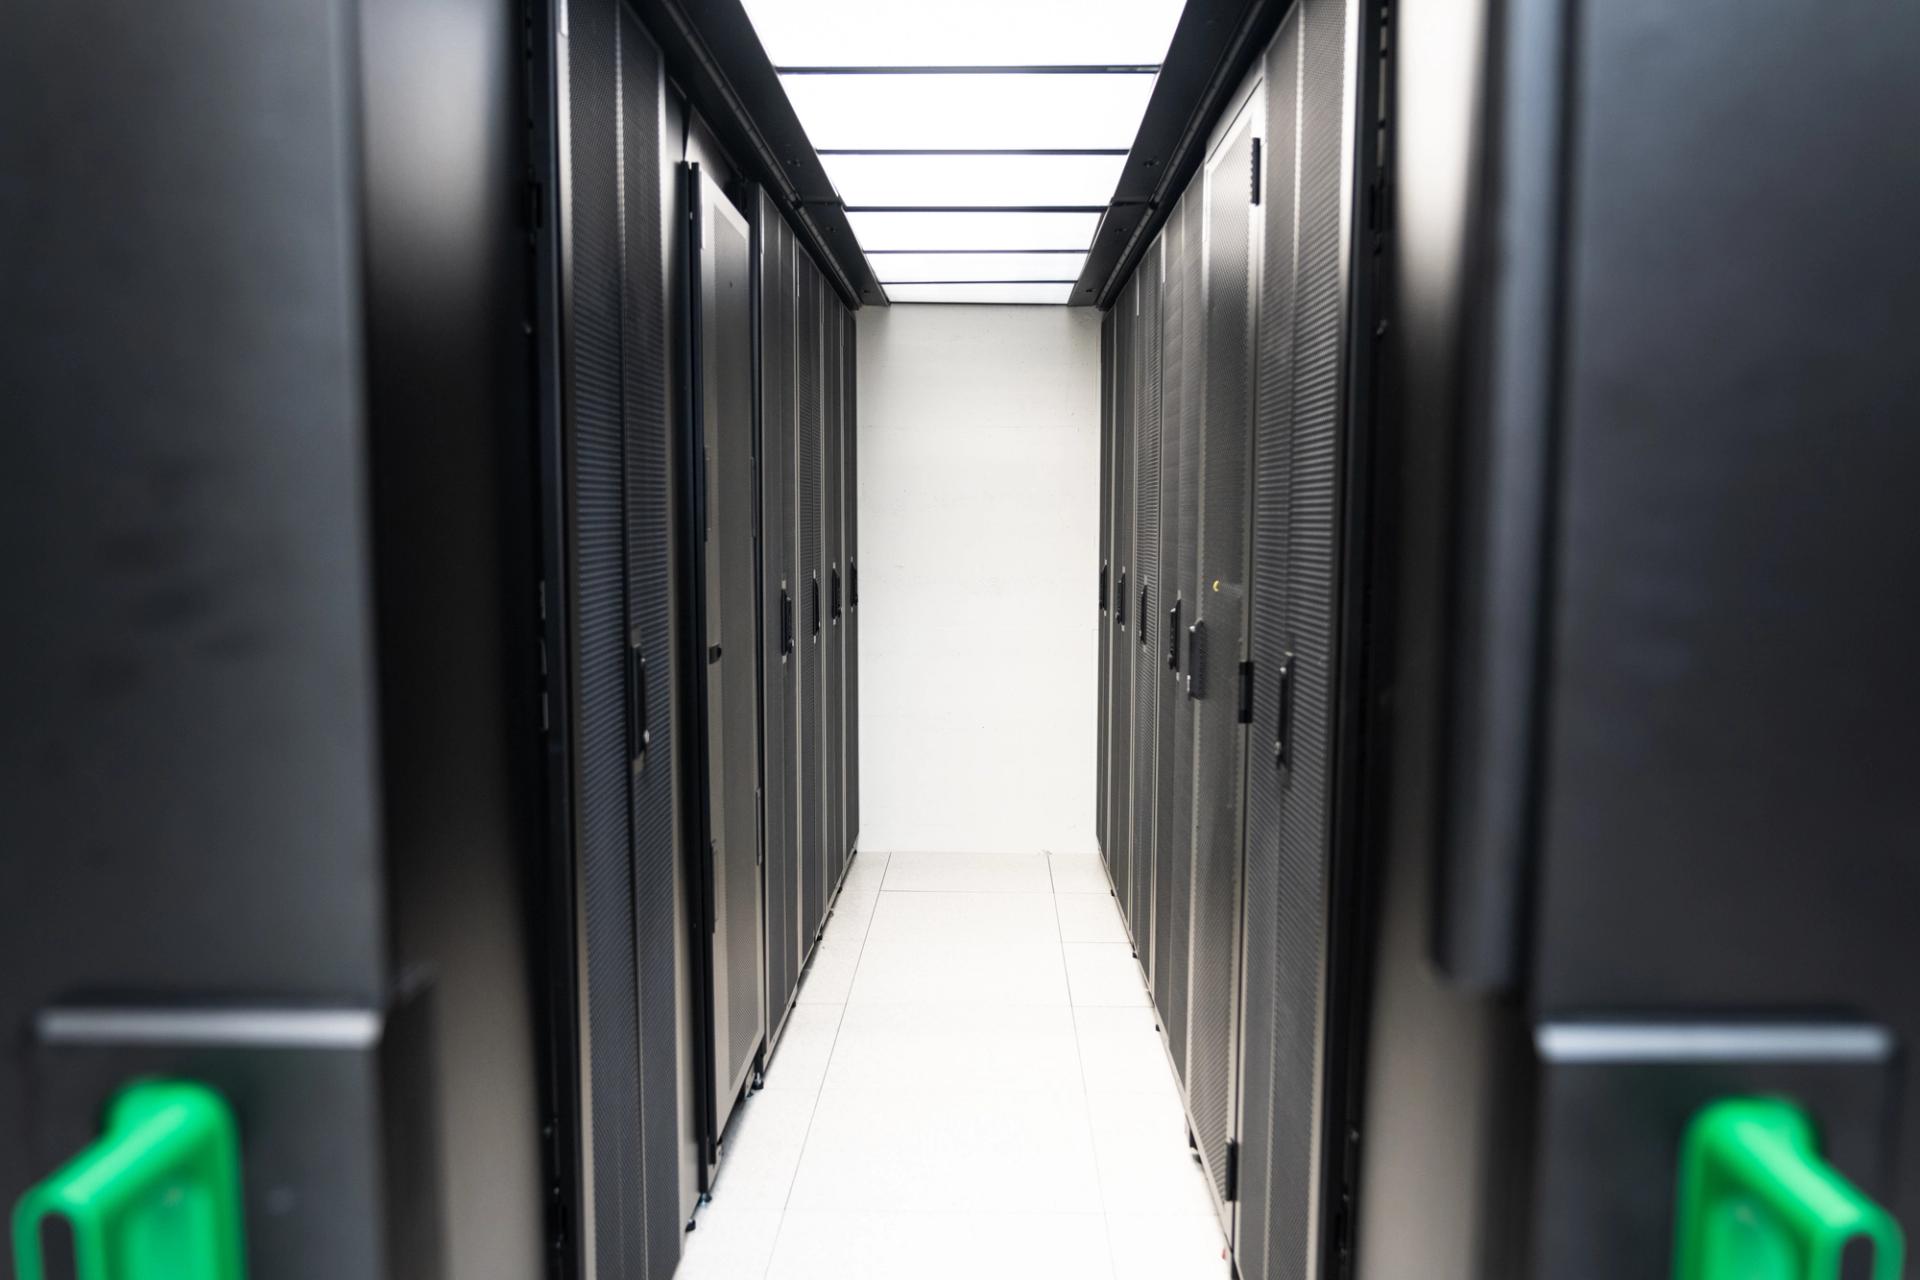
[1188, 93, 1262, 1212]
[756, 195, 801, 1042]
[795, 257, 825, 952]
[1165, 191, 1207, 1084]
[564, 1, 674, 1272]
[823, 302, 845, 895]
[617, 18, 683, 1277]
[695, 169, 765, 1122]
[1237, 5, 1352, 1276]
[844, 309, 861, 854]
[1097, 311, 1116, 854]
[1153, 199, 1191, 1045]
[1107, 282, 1136, 911]
[1130, 249, 1164, 957]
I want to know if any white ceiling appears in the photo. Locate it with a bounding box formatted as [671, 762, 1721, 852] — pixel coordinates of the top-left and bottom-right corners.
[740, 0, 1188, 304]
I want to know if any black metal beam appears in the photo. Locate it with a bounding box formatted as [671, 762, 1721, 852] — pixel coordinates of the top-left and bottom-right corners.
[844, 205, 1108, 214]
[1071, 0, 1290, 307]
[874, 279, 1082, 286]
[863, 247, 1090, 255]
[622, 0, 885, 308]
[818, 148, 1130, 157]
[775, 65, 1161, 75]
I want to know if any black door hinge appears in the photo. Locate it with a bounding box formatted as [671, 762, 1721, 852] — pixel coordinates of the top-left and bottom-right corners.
[1224, 1139, 1240, 1202]
[1236, 660, 1255, 724]
[1250, 137, 1262, 206]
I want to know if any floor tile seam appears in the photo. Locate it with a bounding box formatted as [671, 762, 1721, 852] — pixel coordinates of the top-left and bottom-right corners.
[1053, 866, 1125, 1279]
[779, 854, 884, 1216]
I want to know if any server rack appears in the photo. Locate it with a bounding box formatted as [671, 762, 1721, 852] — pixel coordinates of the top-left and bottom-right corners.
[755, 194, 803, 1050]
[687, 163, 766, 1151]
[843, 309, 863, 860]
[1129, 247, 1165, 956]
[547, 3, 689, 1272]
[823, 302, 847, 896]
[1350, 1, 1920, 1277]
[1097, 312, 1116, 855]
[1107, 286, 1136, 912]
[1233, 0, 1371, 1275]
[1187, 82, 1263, 1218]
[794, 262, 826, 950]
[1157, 190, 1204, 1085]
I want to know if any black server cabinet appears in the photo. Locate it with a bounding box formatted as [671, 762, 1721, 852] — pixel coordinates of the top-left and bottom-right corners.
[1152, 188, 1198, 1082]
[550, 5, 686, 1273]
[843, 309, 862, 859]
[688, 166, 765, 1148]
[755, 195, 803, 1047]
[1097, 312, 1117, 855]
[1128, 250, 1165, 955]
[3, 0, 563, 1274]
[1107, 287, 1137, 909]
[1187, 84, 1263, 1216]
[1351, 1, 1920, 1277]
[1157, 190, 1204, 1084]
[1234, 1, 1368, 1276]
[795, 259, 827, 951]
[823, 304, 847, 895]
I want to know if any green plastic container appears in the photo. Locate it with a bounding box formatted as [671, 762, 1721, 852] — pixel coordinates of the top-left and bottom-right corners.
[1675, 1097, 1904, 1280]
[12, 1080, 247, 1280]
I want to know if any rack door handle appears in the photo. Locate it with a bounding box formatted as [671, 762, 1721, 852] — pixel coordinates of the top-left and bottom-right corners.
[1099, 561, 1109, 613]
[780, 586, 794, 656]
[1168, 598, 1182, 670]
[626, 630, 650, 768]
[810, 573, 820, 638]
[1137, 585, 1149, 647]
[1274, 652, 1295, 767]
[831, 565, 842, 623]
[1185, 619, 1203, 699]
[1117, 568, 1128, 628]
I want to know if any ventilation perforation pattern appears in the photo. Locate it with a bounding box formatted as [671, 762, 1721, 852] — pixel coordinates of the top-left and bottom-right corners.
[568, 0, 646, 1270]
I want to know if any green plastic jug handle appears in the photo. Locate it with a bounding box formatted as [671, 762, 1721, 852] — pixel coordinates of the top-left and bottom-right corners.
[1675, 1097, 1905, 1280]
[11, 1080, 247, 1280]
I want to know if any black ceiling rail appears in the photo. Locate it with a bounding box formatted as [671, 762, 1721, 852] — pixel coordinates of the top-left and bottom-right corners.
[623, 0, 887, 308]
[817, 148, 1131, 157]
[774, 64, 1162, 75]
[845, 205, 1108, 214]
[876, 279, 1082, 286]
[1073, 0, 1291, 308]
[863, 247, 1091, 255]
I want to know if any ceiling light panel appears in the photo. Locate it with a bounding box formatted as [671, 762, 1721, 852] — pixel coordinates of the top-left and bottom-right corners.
[778, 73, 1156, 151]
[821, 153, 1125, 209]
[868, 252, 1087, 284]
[886, 283, 1077, 305]
[847, 210, 1101, 252]
[741, 0, 1186, 67]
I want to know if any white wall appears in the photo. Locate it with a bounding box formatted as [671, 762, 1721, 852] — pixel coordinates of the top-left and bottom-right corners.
[856, 305, 1102, 854]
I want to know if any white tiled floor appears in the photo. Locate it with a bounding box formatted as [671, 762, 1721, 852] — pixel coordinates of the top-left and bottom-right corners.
[680, 851, 1231, 1279]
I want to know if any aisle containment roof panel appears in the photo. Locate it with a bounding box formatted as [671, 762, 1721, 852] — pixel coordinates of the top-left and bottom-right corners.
[740, 0, 1187, 303]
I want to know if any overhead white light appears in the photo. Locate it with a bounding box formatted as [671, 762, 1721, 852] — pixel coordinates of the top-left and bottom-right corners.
[779, 73, 1156, 151]
[867, 251, 1087, 284]
[848, 209, 1101, 252]
[739, 0, 1186, 68]
[885, 283, 1078, 305]
[820, 153, 1125, 209]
